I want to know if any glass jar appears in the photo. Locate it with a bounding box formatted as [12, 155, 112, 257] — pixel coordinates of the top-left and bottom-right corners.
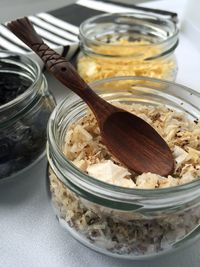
[77, 13, 179, 83]
[47, 77, 200, 259]
[0, 51, 56, 181]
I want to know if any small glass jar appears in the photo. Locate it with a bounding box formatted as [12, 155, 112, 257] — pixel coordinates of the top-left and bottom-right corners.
[77, 13, 179, 83]
[0, 51, 56, 181]
[47, 77, 200, 259]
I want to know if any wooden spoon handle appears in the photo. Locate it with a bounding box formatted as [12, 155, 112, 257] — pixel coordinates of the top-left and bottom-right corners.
[7, 17, 111, 115]
[31, 42, 88, 96]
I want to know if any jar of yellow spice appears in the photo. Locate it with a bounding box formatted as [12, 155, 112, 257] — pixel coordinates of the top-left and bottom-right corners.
[77, 13, 179, 83]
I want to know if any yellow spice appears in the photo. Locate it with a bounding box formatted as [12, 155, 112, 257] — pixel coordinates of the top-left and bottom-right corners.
[77, 39, 176, 83]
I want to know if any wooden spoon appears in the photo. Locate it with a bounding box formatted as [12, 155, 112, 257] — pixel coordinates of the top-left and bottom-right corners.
[7, 17, 174, 176]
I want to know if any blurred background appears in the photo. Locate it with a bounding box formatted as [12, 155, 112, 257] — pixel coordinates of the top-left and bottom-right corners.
[1, 0, 157, 22]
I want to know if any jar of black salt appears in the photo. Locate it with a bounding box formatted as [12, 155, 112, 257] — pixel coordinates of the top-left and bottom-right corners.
[0, 51, 56, 180]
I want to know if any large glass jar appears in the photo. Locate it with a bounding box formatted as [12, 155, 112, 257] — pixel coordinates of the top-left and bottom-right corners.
[77, 13, 178, 83]
[0, 51, 56, 181]
[47, 77, 200, 259]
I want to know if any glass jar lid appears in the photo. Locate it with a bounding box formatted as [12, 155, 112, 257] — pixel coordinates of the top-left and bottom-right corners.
[79, 13, 179, 59]
[0, 51, 42, 125]
[47, 76, 200, 210]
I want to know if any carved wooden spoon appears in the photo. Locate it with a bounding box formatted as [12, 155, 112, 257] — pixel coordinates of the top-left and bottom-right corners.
[8, 17, 174, 176]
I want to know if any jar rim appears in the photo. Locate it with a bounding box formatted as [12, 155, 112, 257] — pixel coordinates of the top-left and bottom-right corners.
[79, 12, 179, 49]
[48, 76, 200, 202]
[0, 50, 41, 111]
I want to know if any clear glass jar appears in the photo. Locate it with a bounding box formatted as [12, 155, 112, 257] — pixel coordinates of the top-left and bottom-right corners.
[0, 51, 56, 181]
[77, 13, 178, 83]
[47, 77, 200, 259]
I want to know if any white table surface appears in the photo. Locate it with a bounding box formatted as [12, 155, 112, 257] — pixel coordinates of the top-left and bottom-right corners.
[1, 1, 200, 267]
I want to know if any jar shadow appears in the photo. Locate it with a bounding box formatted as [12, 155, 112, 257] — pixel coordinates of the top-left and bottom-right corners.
[0, 157, 47, 206]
